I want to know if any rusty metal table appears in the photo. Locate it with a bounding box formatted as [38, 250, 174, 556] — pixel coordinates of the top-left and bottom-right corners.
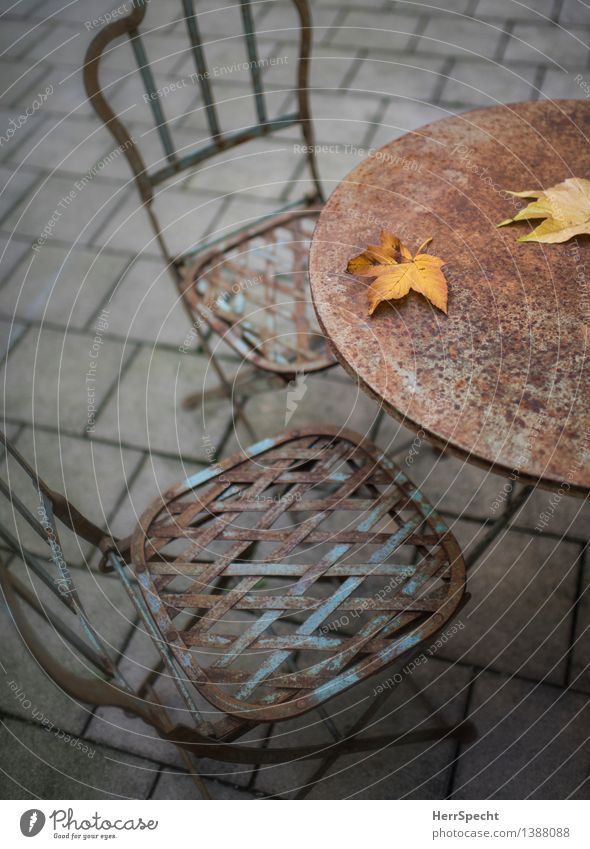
[309, 99, 590, 498]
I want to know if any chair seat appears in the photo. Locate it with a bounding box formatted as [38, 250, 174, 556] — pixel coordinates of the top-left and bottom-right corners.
[130, 426, 465, 723]
[180, 208, 335, 376]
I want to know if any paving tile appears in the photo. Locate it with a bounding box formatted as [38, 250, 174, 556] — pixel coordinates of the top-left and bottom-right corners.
[5, 114, 117, 175]
[441, 59, 537, 105]
[92, 345, 236, 460]
[258, 1, 341, 38]
[474, 0, 555, 19]
[24, 65, 123, 120]
[22, 23, 88, 70]
[405, 447, 516, 520]
[417, 16, 506, 59]
[225, 369, 384, 455]
[0, 324, 131, 431]
[540, 68, 590, 100]
[439, 525, 580, 685]
[0, 164, 39, 224]
[0, 18, 47, 59]
[188, 84, 292, 138]
[258, 42, 359, 89]
[27, 0, 130, 25]
[515, 488, 590, 539]
[0, 317, 26, 359]
[558, 1, 590, 25]
[301, 657, 472, 799]
[84, 28, 190, 79]
[98, 122, 209, 182]
[0, 58, 47, 106]
[0, 426, 142, 562]
[110, 71, 236, 133]
[504, 23, 590, 67]
[247, 710, 342, 797]
[282, 89, 386, 146]
[0, 107, 46, 163]
[85, 630, 187, 771]
[86, 612, 242, 772]
[86, 707, 185, 769]
[152, 769, 257, 799]
[347, 53, 446, 101]
[185, 136, 307, 200]
[569, 550, 590, 694]
[369, 98, 456, 149]
[0, 601, 90, 735]
[170, 32, 279, 89]
[103, 452, 203, 540]
[203, 194, 279, 238]
[100, 254, 191, 347]
[0, 564, 135, 733]
[4, 171, 126, 245]
[329, 12, 421, 51]
[89, 185, 225, 257]
[371, 411, 428, 460]
[450, 671, 590, 799]
[406, 0, 472, 10]
[0, 233, 30, 284]
[0, 716, 157, 799]
[308, 146, 360, 194]
[4, 0, 46, 15]
[0, 243, 128, 328]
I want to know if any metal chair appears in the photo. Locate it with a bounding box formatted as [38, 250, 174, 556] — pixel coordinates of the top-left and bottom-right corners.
[0, 426, 472, 799]
[83, 0, 335, 425]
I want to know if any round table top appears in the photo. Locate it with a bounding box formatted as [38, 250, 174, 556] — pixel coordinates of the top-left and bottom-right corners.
[310, 99, 590, 496]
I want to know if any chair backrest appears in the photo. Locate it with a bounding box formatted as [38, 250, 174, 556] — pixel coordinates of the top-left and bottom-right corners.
[84, 0, 323, 260]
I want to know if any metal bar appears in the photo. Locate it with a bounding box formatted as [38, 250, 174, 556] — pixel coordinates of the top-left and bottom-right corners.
[181, 0, 222, 140]
[129, 27, 177, 164]
[240, 0, 267, 125]
[147, 561, 416, 577]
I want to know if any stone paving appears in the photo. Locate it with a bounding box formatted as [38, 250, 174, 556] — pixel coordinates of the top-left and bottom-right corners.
[0, 0, 589, 800]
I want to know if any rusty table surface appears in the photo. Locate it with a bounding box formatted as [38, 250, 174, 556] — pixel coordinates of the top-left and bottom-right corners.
[310, 100, 590, 497]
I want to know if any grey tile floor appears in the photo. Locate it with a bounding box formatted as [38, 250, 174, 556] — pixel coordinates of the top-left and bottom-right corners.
[0, 0, 589, 800]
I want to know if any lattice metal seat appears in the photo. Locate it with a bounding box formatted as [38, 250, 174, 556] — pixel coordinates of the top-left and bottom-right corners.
[131, 426, 465, 723]
[180, 209, 334, 375]
[0, 427, 470, 798]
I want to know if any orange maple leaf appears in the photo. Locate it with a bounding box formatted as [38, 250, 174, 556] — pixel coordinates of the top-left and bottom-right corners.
[347, 231, 448, 315]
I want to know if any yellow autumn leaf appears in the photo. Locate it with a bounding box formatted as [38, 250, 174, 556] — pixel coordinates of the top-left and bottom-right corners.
[346, 231, 448, 315]
[497, 177, 590, 243]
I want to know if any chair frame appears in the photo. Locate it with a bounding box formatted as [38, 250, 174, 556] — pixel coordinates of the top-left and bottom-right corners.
[83, 0, 333, 425]
[0, 427, 473, 799]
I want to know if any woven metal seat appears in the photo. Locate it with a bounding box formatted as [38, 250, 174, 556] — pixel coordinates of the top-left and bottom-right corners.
[131, 426, 465, 723]
[180, 209, 334, 376]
